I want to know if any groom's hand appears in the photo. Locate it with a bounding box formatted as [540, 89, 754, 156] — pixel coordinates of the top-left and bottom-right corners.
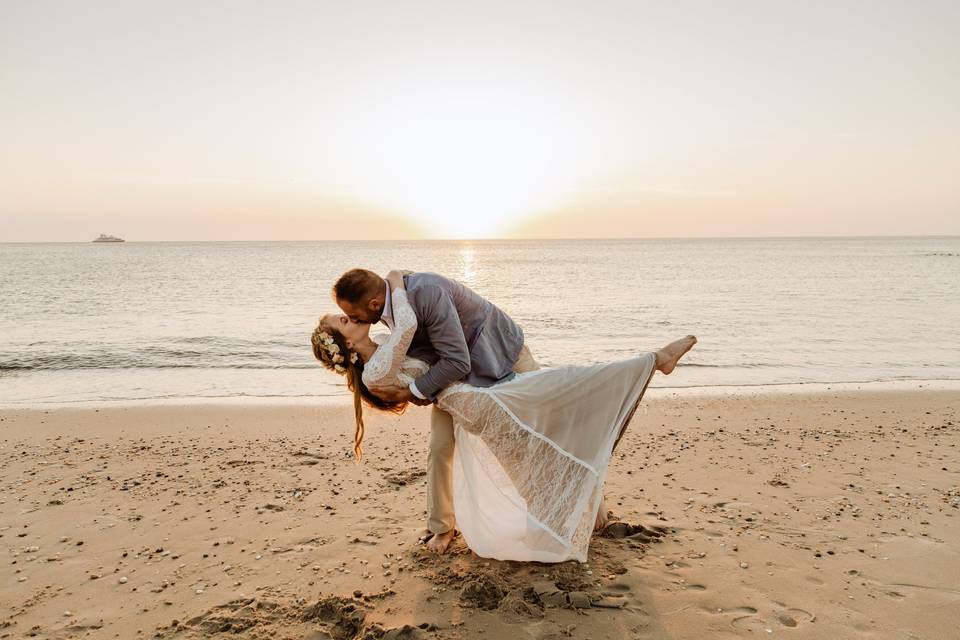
[369, 383, 430, 406]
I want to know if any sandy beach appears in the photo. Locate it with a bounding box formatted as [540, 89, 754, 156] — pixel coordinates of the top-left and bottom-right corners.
[2, 388, 958, 639]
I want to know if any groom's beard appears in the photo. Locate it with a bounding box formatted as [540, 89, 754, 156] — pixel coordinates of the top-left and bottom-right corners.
[349, 305, 383, 325]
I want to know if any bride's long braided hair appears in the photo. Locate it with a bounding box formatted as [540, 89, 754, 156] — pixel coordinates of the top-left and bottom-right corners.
[311, 320, 406, 462]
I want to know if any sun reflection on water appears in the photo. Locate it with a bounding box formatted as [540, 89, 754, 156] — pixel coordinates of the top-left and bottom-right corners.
[459, 244, 476, 285]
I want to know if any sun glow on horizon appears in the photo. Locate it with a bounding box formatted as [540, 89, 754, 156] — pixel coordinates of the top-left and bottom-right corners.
[2, 3, 958, 241]
[327, 88, 600, 238]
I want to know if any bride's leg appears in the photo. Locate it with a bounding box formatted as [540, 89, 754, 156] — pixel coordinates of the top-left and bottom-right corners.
[597, 339, 696, 533]
[595, 497, 611, 531]
[513, 346, 590, 535]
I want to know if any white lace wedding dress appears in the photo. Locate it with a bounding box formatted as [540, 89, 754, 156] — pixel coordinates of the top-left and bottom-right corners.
[363, 288, 656, 562]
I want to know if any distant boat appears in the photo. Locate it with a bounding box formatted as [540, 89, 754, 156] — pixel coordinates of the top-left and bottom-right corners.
[92, 234, 125, 243]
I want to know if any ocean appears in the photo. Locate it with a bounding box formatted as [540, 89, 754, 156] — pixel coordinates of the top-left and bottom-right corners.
[1, 237, 958, 406]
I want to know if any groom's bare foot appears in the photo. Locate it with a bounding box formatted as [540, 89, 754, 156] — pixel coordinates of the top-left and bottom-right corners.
[594, 497, 610, 531]
[424, 529, 456, 554]
[655, 335, 697, 375]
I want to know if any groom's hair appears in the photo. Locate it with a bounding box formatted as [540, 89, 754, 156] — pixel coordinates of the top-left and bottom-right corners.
[334, 269, 382, 304]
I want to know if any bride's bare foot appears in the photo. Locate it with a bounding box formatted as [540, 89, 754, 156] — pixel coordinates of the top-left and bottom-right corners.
[424, 529, 456, 554]
[655, 335, 697, 375]
[594, 497, 610, 531]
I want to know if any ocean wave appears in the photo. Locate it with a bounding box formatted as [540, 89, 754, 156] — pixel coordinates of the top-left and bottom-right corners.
[0, 390, 349, 406]
[678, 362, 777, 369]
[0, 342, 314, 371]
[0, 360, 317, 371]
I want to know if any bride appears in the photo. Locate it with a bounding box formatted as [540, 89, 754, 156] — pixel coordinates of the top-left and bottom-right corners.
[311, 270, 696, 562]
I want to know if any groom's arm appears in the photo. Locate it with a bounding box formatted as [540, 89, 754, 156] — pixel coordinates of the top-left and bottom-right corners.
[368, 283, 470, 404]
[409, 285, 471, 401]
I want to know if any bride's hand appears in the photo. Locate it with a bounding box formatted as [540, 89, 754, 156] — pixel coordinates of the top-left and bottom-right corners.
[386, 269, 408, 291]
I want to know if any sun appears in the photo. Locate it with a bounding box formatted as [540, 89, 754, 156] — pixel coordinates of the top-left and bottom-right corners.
[327, 87, 594, 238]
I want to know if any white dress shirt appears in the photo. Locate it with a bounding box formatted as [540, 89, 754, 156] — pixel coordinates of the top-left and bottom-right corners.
[379, 280, 395, 330]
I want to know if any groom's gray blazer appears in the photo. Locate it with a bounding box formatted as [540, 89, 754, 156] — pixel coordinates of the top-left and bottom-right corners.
[402, 272, 524, 401]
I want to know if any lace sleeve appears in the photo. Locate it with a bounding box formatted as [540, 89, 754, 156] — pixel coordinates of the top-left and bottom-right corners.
[362, 288, 418, 387]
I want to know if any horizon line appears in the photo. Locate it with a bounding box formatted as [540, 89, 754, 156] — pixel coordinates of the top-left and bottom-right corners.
[3, 233, 959, 244]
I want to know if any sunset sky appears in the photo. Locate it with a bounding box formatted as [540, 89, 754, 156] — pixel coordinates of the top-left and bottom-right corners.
[2, 1, 958, 241]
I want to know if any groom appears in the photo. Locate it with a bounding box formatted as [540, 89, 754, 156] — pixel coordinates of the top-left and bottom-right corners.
[333, 269, 539, 553]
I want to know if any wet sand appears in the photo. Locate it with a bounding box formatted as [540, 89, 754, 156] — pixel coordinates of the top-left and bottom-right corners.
[1, 389, 958, 639]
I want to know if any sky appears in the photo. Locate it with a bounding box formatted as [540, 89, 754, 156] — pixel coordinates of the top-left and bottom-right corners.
[1, 1, 958, 241]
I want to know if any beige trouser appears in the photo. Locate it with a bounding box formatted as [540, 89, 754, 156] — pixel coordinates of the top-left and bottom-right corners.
[427, 344, 540, 534]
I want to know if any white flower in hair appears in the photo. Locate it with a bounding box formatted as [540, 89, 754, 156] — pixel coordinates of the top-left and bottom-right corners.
[334, 364, 346, 374]
[349, 352, 359, 364]
[332, 354, 344, 364]
[328, 343, 340, 354]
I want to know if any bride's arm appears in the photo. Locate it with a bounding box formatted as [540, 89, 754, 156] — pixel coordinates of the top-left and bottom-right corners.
[385, 269, 405, 293]
[363, 274, 417, 388]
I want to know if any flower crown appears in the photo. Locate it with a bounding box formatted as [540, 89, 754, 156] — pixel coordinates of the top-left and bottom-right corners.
[313, 328, 359, 374]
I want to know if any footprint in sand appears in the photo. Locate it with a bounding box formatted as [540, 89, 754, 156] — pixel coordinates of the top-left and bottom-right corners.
[599, 582, 645, 612]
[725, 606, 758, 615]
[776, 612, 799, 627]
[701, 605, 756, 616]
[603, 582, 632, 594]
[722, 605, 815, 631]
[702, 605, 761, 631]
[727, 608, 767, 632]
[781, 608, 816, 626]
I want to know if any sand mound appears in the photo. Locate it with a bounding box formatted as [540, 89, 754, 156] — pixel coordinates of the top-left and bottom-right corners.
[158, 595, 421, 640]
[459, 573, 504, 610]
